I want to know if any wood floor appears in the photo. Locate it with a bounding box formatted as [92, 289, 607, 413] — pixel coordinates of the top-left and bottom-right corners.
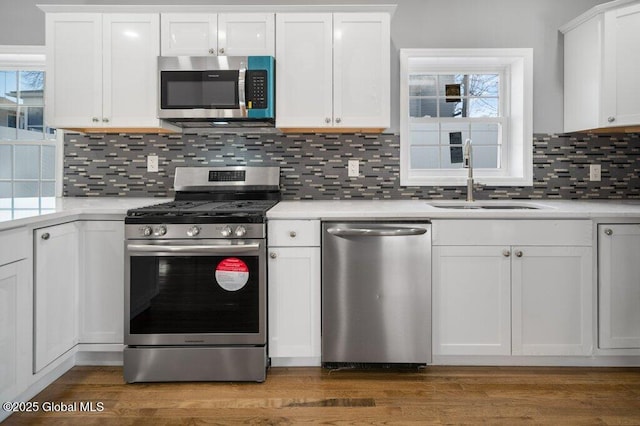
[4, 366, 640, 425]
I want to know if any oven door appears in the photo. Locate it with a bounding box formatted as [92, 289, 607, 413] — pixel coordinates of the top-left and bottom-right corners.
[125, 239, 265, 346]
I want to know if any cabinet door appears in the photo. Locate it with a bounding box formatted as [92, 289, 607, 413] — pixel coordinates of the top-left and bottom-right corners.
[218, 13, 274, 56]
[602, 3, 640, 127]
[102, 14, 160, 127]
[160, 13, 217, 56]
[275, 13, 333, 128]
[432, 246, 511, 356]
[512, 246, 593, 356]
[78, 221, 124, 344]
[267, 247, 321, 365]
[34, 222, 79, 373]
[333, 13, 390, 129]
[599, 224, 640, 349]
[0, 261, 30, 403]
[45, 13, 102, 128]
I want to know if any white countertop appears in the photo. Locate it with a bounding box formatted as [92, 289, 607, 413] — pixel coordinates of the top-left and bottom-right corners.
[2, 197, 640, 233]
[267, 199, 640, 220]
[0, 197, 170, 232]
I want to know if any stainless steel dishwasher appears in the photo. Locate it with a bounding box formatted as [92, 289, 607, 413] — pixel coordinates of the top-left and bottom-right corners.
[322, 222, 431, 365]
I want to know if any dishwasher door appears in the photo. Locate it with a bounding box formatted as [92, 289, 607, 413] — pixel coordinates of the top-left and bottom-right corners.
[322, 222, 431, 365]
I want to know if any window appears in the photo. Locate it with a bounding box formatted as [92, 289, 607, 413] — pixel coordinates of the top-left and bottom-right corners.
[400, 48, 533, 186]
[0, 46, 58, 219]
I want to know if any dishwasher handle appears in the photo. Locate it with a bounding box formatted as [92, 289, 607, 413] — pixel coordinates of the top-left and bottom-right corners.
[326, 226, 428, 237]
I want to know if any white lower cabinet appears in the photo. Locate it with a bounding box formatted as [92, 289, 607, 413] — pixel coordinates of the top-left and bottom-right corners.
[0, 260, 30, 404]
[267, 220, 321, 366]
[433, 246, 511, 356]
[598, 224, 640, 349]
[34, 222, 80, 373]
[432, 220, 593, 360]
[78, 221, 125, 344]
[511, 246, 593, 356]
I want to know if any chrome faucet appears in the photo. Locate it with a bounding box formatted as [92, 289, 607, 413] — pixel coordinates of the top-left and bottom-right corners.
[463, 139, 474, 202]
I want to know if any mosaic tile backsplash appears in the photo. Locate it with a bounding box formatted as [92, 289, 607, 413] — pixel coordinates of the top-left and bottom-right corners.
[63, 132, 640, 200]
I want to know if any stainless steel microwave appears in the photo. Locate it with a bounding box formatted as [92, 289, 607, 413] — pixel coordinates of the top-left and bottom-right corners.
[158, 56, 274, 126]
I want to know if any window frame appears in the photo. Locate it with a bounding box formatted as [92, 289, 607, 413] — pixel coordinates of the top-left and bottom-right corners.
[400, 48, 533, 187]
[0, 45, 62, 209]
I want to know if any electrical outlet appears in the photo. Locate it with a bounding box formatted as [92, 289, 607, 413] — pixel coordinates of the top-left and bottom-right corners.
[147, 155, 159, 172]
[348, 160, 359, 177]
[590, 164, 601, 181]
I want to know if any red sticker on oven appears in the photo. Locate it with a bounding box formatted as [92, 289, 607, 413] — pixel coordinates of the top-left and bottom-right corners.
[215, 257, 249, 291]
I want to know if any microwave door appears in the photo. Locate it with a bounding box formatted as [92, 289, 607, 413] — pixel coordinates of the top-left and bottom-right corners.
[159, 70, 244, 119]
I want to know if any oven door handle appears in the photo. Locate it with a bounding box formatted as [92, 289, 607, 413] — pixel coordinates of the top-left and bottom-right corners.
[127, 243, 261, 254]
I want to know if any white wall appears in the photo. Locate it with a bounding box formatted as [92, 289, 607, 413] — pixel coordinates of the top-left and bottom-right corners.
[0, 0, 609, 133]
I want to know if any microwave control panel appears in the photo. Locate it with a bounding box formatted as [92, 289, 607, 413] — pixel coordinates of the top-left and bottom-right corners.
[245, 70, 268, 109]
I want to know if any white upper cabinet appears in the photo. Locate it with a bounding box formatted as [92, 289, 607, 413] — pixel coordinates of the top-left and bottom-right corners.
[333, 13, 390, 128]
[46, 13, 160, 130]
[276, 12, 390, 130]
[160, 13, 274, 56]
[562, 1, 640, 132]
[218, 13, 275, 56]
[275, 13, 333, 128]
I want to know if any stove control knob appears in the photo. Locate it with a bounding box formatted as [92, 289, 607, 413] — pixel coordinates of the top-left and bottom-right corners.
[221, 225, 233, 237]
[187, 226, 200, 237]
[235, 225, 247, 237]
[142, 226, 153, 237]
[154, 226, 167, 237]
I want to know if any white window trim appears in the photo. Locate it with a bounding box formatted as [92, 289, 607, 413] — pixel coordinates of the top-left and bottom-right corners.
[400, 48, 533, 187]
[0, 45, 63, 198]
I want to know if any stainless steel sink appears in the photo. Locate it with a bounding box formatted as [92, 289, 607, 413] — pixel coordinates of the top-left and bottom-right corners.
[427, 201, 549, 210]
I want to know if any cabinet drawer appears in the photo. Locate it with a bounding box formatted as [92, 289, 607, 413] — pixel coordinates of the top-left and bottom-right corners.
[268, 220, 320, 247]
[0, 227, 28, 266]
[433, 220, 593, 246]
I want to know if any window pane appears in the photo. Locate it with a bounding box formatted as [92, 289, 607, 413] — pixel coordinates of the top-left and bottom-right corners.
[470, 123, 500, 146]
[441, 124, 470, 147]
[19, 71, 45, 104]
[13, 181, 39, 204]
[41, 181, 55, 197]
[42, 145, 56, 180]
[468, 74, 499, 97]
[439, 147, 465, 169]
[468, 98, 498, 117]
[14, 145, 40, 179]
[0, 181, 11, 207]
[473, 146, 500, 168]
[0, 106, 18, 140]
[410, 98, 437, 118]
[0, 145, 11, 179]
[409, 75, 437, 96]
[410, 146, 439, 169]
[410, 123, 439, 146]
[0, 71, 18, 103]
[17, 106, 45, 140]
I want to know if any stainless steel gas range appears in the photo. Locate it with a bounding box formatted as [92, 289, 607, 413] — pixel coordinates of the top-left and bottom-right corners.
[123, 166, 280, 383]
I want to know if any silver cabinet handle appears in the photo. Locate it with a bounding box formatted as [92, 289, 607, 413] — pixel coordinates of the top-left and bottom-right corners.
[219, 47, 225, 54]
[92, 117, 99, 123]
[327, 227, 427, 237]
[502, 249, 510, 257]
[604, 228, 613, 236]
[41, 232, 50, 240]
[269, 252, 277, 259]
[102, 118, 109, 123]
[515, 250, 523, 258]
[325, 118, 331, 124]
[127, 243, 259, 254]
[209, 48, 216, 54]
[336, 118, 342, 124]
[608, 116, 616, 123]
[289, 231, 297, 238]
